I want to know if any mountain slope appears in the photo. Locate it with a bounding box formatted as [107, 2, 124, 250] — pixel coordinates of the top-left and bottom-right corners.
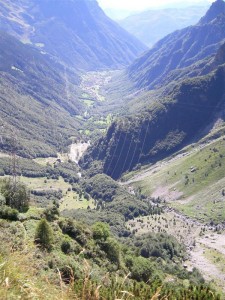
[119, 6, 208, 48]
[81, 42, 225, 179]
[0, 0, 147, 70]
[128, 0, 225, 90]
[0, 31, 82, 157]
[0, 0, 146, 158]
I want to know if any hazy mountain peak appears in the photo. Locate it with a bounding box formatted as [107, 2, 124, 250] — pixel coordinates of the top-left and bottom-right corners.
[199, 0, 225, 24]
[127, 0, 225, 91]
[119, 6, 209, 47]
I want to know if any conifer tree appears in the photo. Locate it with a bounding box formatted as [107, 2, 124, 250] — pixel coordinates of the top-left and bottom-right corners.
[35, 219, 53, 250]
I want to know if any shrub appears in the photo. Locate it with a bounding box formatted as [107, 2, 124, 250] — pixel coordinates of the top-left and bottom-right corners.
[0, 194, 5, 206]
[135, 233, 186, 260]
[92, 222, 110, 241]
[101, 237, 120, 265]
[0, 205, 19, 221]
[130, 256, 154, 282]
[43, 205, 60, 221]
[59, 219, 87, 246]
[1, 179, 29, 212]
[61, 238, 71, 254]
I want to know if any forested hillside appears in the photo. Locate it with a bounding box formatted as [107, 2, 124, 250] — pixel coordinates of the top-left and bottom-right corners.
[0, 31, 81, 157]
[0, 0, 147, 70]
[81, 59, 225, 178]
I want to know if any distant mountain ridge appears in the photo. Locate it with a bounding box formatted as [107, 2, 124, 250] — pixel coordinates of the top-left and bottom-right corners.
[81, 1, 225, 179]
[119, 6, 209, 47]
[0, 0, 147, 70]
[128, 0, 225, 90]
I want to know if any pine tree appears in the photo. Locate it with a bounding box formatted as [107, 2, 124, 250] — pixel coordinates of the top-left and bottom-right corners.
[35, 219, 53, 250]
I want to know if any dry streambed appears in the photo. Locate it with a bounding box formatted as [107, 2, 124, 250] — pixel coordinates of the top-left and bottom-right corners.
[126, 211, 225, 294]
[123, 136, 225, 293]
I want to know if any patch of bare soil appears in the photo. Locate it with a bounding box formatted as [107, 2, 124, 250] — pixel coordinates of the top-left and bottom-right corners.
[151, 183, 183, 201]
[0, 152, 9, 158]
[199, 233, 225, 256]
[69, 142, 90, 164]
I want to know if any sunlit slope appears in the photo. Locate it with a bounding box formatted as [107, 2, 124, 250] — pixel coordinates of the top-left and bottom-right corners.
[124, 134, 225, 223]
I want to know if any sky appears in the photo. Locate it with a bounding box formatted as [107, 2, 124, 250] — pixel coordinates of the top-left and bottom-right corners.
[98, 0, 214, 11]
